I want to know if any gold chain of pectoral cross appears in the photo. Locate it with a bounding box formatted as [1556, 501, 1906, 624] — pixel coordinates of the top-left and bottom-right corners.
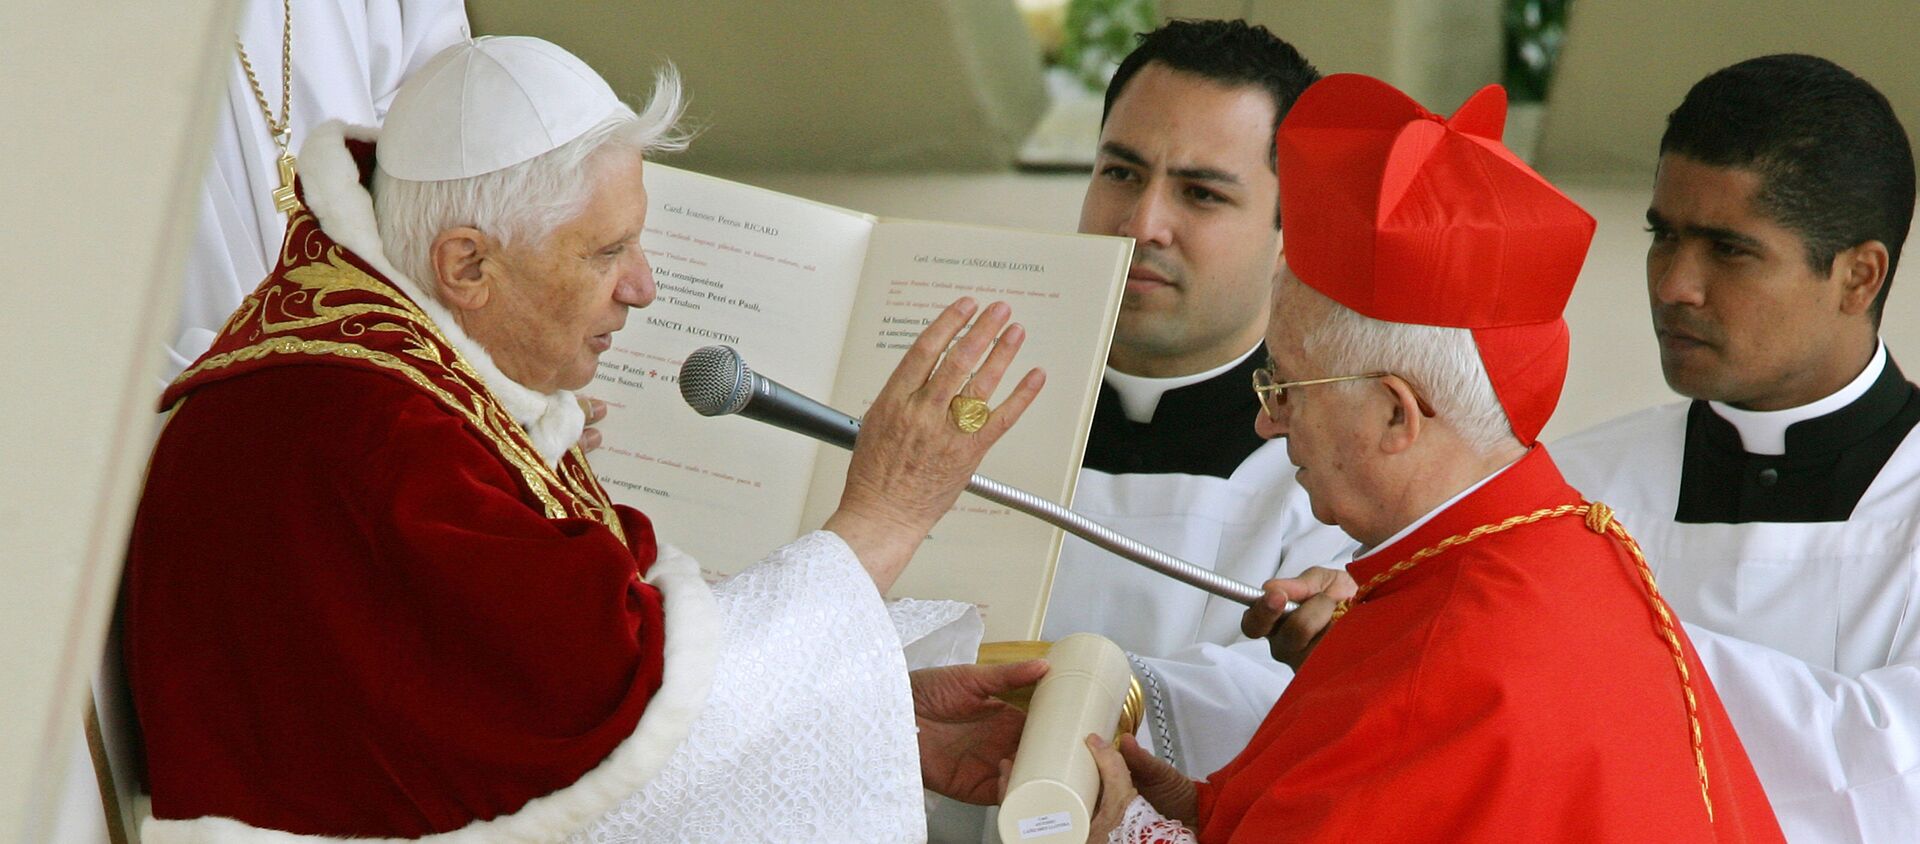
[1330, 500, 1716, 823]
[235, 0, 300, 213]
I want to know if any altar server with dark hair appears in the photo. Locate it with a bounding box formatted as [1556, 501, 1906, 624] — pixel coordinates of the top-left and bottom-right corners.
[1554, 53, 1920, 843]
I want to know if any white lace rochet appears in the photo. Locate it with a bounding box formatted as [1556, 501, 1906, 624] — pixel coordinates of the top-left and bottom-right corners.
[1108, 796, 1198, 844]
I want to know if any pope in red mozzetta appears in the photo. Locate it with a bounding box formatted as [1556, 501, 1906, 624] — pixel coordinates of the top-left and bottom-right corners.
[124, 37, 1051, 842]
[1084, 75, 1786, 842]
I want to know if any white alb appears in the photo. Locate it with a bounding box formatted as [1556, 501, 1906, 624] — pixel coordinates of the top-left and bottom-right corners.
[570, 530, 927, 843]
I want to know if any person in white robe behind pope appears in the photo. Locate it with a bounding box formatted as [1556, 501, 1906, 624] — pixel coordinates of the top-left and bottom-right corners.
[125, 35, 1046, 842]
[163, 0, 471, 386]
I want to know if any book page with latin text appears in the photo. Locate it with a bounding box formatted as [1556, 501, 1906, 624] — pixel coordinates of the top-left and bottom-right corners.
[801, 219, 1131, 639]
[590, 164, 873, 571]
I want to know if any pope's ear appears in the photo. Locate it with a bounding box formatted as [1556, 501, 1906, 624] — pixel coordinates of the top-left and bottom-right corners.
[430, 227, 493, 312]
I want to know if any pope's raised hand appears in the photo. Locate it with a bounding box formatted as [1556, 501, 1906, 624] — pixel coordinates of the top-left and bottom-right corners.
[824, 298, 1045, 590]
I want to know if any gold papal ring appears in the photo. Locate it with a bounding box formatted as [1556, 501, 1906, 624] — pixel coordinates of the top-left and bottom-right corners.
[948, 395, 990, 433]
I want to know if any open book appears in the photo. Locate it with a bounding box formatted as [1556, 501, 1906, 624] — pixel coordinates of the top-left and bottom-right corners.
[588, 164, 1131, 641]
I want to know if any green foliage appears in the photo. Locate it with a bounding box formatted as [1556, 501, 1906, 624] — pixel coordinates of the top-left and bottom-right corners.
[1059, 0, 1159, 92]
[1504, 0, 1570, 102]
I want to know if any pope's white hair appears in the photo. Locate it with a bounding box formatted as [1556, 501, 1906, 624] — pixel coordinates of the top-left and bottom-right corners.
[1286, 275, 1517, 455]
[372, 66, 690, 292]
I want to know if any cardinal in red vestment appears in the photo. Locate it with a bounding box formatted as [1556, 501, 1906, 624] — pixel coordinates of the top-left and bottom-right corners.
[1086, 74, 1785, 843]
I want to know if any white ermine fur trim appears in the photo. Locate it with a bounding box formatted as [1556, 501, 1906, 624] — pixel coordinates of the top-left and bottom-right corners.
[142, 544, 721, 844]
[295, 121, 585, 468]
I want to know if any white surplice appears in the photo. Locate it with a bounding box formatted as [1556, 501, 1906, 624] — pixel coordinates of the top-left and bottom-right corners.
[1553, 363, 1920, 844]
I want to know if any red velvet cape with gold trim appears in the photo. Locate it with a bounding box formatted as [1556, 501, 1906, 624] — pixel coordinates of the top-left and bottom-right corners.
[161, 153, 625, 538]
[126, 141, 677, 838]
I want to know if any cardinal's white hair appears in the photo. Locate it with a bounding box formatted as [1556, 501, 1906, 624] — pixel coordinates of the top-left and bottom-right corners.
[1284, 274, 1517, 455]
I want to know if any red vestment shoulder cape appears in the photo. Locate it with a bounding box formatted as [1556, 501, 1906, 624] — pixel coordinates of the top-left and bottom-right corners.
[1194, 448, 1784, 842]
[127, 139, 678, 838]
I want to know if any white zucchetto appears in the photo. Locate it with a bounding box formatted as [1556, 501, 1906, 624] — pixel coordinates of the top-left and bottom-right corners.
[377, 36, 622, 181]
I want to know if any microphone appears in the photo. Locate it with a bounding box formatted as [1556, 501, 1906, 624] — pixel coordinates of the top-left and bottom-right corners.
[678, 345, 1273, 608]
[680, 344, 861, 451]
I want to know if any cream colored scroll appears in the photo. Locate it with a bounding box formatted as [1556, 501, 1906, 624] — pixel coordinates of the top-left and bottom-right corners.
[997, 633, 1134, 843]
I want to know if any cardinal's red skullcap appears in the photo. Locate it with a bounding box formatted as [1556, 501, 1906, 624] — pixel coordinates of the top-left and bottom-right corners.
[1276, 74, 1595, 445]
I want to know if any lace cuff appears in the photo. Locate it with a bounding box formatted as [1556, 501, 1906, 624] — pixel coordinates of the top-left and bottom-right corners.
[889, 597, 983, 669]
[1107, 795, 1198, 844]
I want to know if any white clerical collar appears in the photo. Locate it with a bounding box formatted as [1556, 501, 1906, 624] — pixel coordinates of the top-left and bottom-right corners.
[1104, 345, 1262, 424]
[1708, 341, 1886, 456]
[1355, 454, 1524, 561]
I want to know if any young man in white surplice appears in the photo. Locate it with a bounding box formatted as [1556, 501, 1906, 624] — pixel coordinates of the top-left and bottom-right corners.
[1553, 54, 1920, 843]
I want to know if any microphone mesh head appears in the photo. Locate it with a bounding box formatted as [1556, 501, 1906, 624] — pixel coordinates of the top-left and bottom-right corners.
[679, 345, 753, 416]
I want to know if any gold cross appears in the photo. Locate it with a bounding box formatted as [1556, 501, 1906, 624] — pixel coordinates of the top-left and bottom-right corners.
[272, 150, 300, 213]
